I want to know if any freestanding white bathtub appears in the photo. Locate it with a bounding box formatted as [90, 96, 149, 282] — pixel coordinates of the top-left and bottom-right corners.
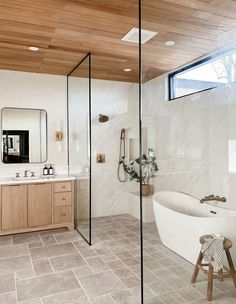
[153, 191, 236, 265]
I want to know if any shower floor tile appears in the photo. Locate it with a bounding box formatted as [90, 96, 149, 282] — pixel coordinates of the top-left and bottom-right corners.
[0, 214, 235, 303]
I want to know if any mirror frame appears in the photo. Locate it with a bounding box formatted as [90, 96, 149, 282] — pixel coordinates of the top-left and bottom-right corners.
[1, 107, 48, 164]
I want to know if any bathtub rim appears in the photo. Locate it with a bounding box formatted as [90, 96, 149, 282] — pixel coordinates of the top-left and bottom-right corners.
[153, 191, 236, 218]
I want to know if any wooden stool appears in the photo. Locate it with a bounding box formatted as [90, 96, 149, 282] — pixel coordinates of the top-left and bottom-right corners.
[191, 235, 236, 301]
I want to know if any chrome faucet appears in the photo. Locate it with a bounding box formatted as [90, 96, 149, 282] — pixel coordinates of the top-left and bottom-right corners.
[200, 194, 226, 204]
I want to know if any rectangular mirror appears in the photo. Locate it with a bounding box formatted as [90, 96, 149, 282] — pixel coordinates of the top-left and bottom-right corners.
[2, 108, 47, 163]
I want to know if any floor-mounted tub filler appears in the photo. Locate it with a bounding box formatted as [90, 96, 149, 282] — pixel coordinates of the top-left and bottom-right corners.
[153, 191, 236, 264]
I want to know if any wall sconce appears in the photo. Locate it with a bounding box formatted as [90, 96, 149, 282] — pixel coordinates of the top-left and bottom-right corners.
[55, 131, 63, 142]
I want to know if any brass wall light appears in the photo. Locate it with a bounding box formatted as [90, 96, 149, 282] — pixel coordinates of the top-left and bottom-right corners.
[56, 131, 63, 141]
[98, 114, 109, 123]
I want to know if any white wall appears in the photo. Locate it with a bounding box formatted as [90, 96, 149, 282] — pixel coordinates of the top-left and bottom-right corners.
[0, 70, 68, 177]
[143, 74, 236, 209]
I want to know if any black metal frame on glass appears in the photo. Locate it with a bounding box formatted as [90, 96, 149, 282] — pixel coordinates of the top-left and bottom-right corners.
[67, 53, 92, 246]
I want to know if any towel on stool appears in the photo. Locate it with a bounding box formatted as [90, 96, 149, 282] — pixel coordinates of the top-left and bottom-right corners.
[201, 236, 224, 272]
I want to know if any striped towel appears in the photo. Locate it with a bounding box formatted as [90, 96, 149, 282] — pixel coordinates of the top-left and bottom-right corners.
[201, 236, 224, 272]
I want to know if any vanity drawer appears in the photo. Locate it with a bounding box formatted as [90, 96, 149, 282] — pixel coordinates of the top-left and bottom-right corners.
[54, 181, 72, 193]
[54, 192, 72, 207]
[54, 206, 72, 224]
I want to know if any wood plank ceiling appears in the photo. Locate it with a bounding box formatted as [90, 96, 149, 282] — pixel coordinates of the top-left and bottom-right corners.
[0, 0, 236, 82]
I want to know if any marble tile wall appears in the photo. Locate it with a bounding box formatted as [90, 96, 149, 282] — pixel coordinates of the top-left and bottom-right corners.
[142, 74, 236, 209]
[69, 78, 140, 217]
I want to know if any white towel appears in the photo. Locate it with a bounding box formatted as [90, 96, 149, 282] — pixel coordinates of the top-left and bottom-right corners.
[201, 237, 224, 272]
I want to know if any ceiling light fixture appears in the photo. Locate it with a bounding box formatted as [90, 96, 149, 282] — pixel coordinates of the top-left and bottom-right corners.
[165, 41, 175, 47]
[122, 28, 158, 44]
[28, 46, 39, 52]
[124, 68, 132, 72]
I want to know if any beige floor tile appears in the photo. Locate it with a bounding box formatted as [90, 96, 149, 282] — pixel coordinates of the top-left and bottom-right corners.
[0, 256, 32, 274]
[15, 269, 35, 281]
[111, 289, 139, 304]
[0, 236, 12, 247]
[91, 243, 113, 256]
[177, 286, 203, 302]
[33, 259, 53, 276]
[101, 253, 118, 263]
[73, 243, 97, 258]
[122, 258, 140, 267]
[42, 289, 89, 304]
[28, 242, 44, 249]
[40, 235, 57, 246]
[91, 294, 115, 304]
[16, 270, 80, 302]
[78, 271, 124, 298]
[113, 267, 135, 279]
[107, 260, 126, 270]
[30, 243, 77, 260]
[147, 278, 172, 296]
[0, 273, 15, 295]
[73, 265, 93, 278]
[54, 231, 82, 243]
[20, 299, 42, 304]
[159, 292, 186, 304]
[120, 276, 140, 288]
[50, 253, 86, 271]
[0, 292, 17, 304]
[13, 233, 40, 245]
[0, 244, 29, 260]
[85, 256, 110, 273]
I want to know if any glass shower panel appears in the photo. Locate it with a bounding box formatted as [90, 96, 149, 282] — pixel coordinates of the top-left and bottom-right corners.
[68, 54, 91, 245]
[141, 1, 236, 303]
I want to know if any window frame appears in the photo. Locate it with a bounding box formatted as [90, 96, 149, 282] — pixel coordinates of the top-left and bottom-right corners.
[168, 52, 230, 101]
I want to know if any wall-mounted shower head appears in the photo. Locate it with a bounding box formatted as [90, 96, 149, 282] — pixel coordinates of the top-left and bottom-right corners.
[98, 114, 109, 123]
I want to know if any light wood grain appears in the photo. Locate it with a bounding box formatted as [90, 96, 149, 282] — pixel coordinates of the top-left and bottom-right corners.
[54, 206, 72, 224]
[54, 192, 72, 207]
[54, 181, 72, 193]
[28, 183, 52, 227]
[1, 0, 235, 81]
[1, 185, 27, 230]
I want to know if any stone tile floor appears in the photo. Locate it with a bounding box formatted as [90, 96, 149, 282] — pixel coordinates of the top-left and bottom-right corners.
[0, 214, 235, 303]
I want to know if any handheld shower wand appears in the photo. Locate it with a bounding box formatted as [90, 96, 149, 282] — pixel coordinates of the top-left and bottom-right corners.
[117, 128, 127, 183]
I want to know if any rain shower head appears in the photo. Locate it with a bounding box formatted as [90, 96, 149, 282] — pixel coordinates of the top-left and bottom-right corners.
[98, 114, 109, 123]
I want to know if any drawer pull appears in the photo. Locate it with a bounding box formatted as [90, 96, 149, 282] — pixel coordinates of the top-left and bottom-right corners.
[62, 198, 66, 200]
[62, 213, 66, 216]
[62, 186, 66, 188]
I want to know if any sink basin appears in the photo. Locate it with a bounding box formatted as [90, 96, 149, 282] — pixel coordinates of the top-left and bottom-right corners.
[12, 176, 40, 181]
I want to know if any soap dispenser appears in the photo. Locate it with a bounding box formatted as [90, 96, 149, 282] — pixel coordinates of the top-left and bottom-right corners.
[48, 164, 54, 176]
[43, 164, 48, 176]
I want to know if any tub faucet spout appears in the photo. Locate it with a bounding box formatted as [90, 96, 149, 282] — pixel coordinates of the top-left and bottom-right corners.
[200, 194, 227, 204]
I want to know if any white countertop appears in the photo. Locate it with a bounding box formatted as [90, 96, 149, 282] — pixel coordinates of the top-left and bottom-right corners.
[0, 175, 76, 185]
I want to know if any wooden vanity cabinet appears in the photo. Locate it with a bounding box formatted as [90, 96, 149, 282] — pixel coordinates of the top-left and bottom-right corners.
[28, 183, 52, 227]
[53, 181, 74, 225]
[0, 179, 74, 236]
[1, 185, 27, 230]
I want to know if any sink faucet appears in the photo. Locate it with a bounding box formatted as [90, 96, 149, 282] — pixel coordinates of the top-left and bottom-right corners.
[24, 170, 30, 178]
[200, 194, 227, 204]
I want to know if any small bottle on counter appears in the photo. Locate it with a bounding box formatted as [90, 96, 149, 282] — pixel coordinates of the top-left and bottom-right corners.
[48, 164, 54, 176]
[43, 164, 48, 176]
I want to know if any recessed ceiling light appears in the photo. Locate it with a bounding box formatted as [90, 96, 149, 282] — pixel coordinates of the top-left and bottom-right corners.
[124, 68, 132, 72]
[28, 46, 39, 52]
[165, 41, 175, 47]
